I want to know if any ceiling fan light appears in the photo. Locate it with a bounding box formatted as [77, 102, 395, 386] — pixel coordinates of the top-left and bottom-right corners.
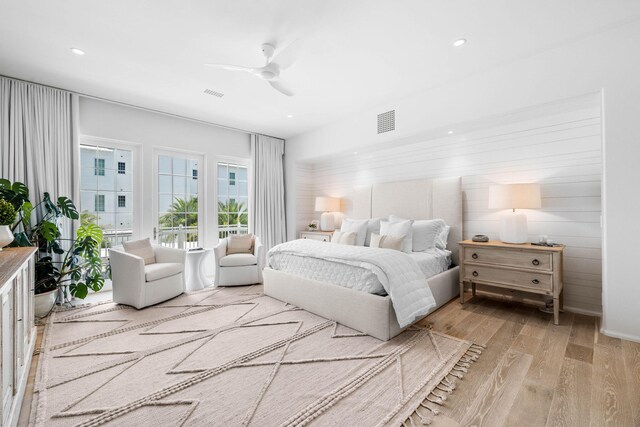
[260, 70, 276, 80]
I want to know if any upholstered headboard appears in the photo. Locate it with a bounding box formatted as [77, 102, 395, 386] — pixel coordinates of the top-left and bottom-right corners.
[352, 177, 463, 265]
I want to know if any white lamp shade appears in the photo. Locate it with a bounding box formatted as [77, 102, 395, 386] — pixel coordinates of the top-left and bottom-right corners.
[314, 196, 341, 212]
[488, 184, 541, 210]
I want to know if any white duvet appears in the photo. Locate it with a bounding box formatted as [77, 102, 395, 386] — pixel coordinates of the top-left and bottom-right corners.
[267, 239, 438, 328]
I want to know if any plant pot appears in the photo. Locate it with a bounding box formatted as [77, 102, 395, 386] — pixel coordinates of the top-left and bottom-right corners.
[35, 289, 57, 318]
[0, 225, 14, 250]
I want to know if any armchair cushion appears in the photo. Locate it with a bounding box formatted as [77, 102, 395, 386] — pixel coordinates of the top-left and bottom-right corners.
[123, 238, 156, 265]
[227, 234, 254, 254]
[144, 262, 183, 282]
[219, 254, 258, 267]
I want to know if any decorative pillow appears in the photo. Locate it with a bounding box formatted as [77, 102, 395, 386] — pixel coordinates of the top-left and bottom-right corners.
[436, 225, 451, 250]
[380, 219, 413, 253]
[389, 215, 447, 252]
[331, 230, 357, 245]
[364, 218, 381, 247]
[369, 233, 404, 251]
[122, 238, 156, 265]
[340, 218, 369, 246]
[227, 234, 254, 254]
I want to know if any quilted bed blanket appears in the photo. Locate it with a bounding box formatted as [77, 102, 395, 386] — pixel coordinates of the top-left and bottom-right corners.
[267, 239, 437, 328]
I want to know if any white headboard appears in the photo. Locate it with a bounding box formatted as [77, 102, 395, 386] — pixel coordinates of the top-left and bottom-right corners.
[353, 177, 463, 265]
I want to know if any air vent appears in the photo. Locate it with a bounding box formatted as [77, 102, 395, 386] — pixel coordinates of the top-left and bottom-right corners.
[377, 110, 395, 134]
[204, 89, 224, 98]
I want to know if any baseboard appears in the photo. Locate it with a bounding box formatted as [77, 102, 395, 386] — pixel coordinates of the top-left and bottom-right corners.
[600, 328, 640, 344]
[562, 305, 602, 317]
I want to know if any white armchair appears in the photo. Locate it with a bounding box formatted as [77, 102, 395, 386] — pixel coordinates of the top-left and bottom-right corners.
[214, 236, 264, 286]
[109, 245, 186, 309]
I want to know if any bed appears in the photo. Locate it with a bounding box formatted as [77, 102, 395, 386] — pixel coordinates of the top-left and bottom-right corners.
[264, 176, 462, 340]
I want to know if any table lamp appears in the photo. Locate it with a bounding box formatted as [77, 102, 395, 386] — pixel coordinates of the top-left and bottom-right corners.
[488, 183, 541, 244]
[314, 197, 341, 231]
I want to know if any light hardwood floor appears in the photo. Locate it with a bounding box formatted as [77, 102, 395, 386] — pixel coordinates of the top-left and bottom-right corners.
[418, 294, 640, 427]
[18, 292, 640, 426]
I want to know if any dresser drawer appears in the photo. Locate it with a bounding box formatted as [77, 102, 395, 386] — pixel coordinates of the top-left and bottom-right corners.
[464, 247, 552, 271]
[464, 265, 552, 292]
[300, 232, 331, 242]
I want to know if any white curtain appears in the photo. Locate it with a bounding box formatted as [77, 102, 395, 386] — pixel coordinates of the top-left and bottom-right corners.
[0, 77, 79, 240]
[250, 134, 286, 251]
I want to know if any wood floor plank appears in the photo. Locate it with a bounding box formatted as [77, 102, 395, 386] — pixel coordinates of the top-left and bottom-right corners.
[569, 313, 596, 349]
[545, 357, 592, 427]
[590, 343, 633, 426]
[621, 339, 640, 426]
[459, 349, 533, 426]
[520, 308, 552, 340]
[504, 312, 574, 427]
[564, 342, 593, 364]
[511, 334, 543, 356]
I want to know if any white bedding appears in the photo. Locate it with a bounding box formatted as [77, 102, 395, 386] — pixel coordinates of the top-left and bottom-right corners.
[407, 248, 452, 278]
[267, 239, 438, 328]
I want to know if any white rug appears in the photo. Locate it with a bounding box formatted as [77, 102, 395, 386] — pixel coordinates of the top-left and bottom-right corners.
[30, 285, 483, 426]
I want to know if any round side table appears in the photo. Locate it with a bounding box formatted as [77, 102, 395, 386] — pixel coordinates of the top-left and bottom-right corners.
[185, 248, 213, 291]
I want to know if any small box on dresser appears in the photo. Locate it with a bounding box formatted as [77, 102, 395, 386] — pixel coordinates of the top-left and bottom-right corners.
[459, 240, 564, 325]
[299, 230, 334, 242]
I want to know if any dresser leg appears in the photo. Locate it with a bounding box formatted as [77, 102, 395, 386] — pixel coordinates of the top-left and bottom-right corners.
[472, 282, 477, 297]
[459, 281, 465, 304]
[553, 297, 560, 325]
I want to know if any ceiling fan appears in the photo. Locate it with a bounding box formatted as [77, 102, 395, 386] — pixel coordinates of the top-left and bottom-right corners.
[205, 43, 296, 96]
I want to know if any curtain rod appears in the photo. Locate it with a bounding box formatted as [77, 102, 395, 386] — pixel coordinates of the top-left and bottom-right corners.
[0, 73, 285, 141]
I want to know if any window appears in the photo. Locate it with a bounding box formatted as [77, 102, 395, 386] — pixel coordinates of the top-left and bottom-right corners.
[218, 162, 248, 239]
[158, 154, 200, 248]
[118, 162, 126, 174]
[95, 195, 105, 212]
[80, 143, 134, 255]
[94, 158, 105, 176]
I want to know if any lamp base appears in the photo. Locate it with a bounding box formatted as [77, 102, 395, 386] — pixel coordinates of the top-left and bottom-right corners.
[499, 211, 528, 244]
[319, 212, 335, 231]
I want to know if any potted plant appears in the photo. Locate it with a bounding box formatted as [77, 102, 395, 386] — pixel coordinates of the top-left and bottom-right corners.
[0, 198, 16, 249]
[0, 179, 108, 316]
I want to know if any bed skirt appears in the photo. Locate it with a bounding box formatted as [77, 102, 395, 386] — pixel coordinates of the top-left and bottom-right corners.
[263, 266, 459, 341]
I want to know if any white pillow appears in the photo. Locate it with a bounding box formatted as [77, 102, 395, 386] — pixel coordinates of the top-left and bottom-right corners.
[365, 218, 381, 246]
[331, 230, 357, 245]
[389, 215, 447, 252]
[380, 219, 413, 253]
[369, 233, 404, 251]
[340, 218, 369, 246]
[436, 225, 450, 249]
[122, 238, 155, 265]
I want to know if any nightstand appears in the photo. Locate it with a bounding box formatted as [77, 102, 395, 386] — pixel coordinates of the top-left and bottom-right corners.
[299, 230, 334, 242]
[459, 240, 564, 325]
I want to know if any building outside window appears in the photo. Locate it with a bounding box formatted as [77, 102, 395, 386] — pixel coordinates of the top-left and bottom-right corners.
[118, 195, 126, 208]
[95, 194, 105, 212]
[118, 162, 126, 174]
[95, 158, 105, 176]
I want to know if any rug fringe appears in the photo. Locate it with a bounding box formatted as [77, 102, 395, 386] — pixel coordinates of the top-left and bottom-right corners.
[401, 342, 485, 425]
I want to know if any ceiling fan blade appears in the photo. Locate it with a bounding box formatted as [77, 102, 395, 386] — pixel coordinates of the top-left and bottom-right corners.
[204, 63, 256, 73]
[268, 81, 294, 96]
[271, 39, 300, 69]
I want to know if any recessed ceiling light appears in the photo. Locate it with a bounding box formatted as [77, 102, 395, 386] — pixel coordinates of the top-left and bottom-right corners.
[448, 130, 454, 135]
[287, 114, 293, 118]
[353, 151, 358, 155]
[453, 38, 467, 47]
[70, 48, 85, 55]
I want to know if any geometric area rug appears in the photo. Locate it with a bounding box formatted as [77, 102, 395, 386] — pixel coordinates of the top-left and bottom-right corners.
[29, 285, 483, 426]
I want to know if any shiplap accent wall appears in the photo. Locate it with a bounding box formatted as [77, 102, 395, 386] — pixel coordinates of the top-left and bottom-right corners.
[296, 103, 602, 314]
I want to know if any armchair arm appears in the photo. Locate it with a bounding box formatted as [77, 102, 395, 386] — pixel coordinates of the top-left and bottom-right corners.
[253, 237, 265, 283]
[154, 245, 187, 264]
[109, 249, 146, 307]
[214, 239, 228, 265]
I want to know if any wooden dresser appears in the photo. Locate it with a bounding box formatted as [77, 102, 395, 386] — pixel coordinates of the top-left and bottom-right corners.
[0, 247, 37, 427]
[459, 240, 564, 325]
[299, 230, 334, 242]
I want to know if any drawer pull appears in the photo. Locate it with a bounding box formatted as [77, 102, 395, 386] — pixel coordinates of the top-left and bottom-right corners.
[532, 279, 539, 284]
[532, 259, 540, 266]
[472, 253, 478, 259]
[472, 271, 479, 277]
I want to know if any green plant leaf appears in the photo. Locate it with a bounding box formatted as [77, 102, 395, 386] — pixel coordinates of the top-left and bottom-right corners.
[43, 192, 61, 216]
[77, 223, 103, 243]
[0, 179, 10, 191]
[86, 274, 104, 292]
[40, 221, 59, 242]
[69, 283, 88, 299]
[12, 232, 31, 247]
[57, 197, 79, 220]
[11, 181, 29, 197]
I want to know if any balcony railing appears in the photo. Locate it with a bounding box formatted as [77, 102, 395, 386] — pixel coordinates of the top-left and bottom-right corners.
[100, 224, 248, 256]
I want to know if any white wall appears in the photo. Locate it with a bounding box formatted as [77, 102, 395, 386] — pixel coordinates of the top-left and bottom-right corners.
[79, 97, 251, 250]
[285, 21, 640, 341]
